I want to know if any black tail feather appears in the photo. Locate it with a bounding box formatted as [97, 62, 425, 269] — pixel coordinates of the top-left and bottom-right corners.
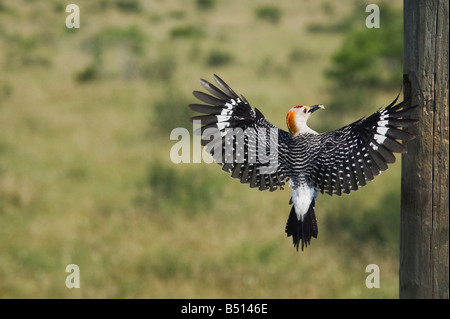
[285, 200, 318, 251]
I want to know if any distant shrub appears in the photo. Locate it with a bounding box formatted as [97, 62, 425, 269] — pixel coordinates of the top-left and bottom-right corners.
[257, 56, 290, 78]
[94, 25, 147, 55]
[307, 22, 350, 34]
[255, 6, 283, 24]
[206, 50, 233, 67]
[2, 34, 53, 69]
[0, 82, 12, 102]
[325, 5, 402, 88]
[142, 54, 177, 82]
[168, 10, 186, 20]
[84, 25, 147, 58]
[0, 2, 8, 12]
[308, 1, 365, 35]
[147, 161, 222, 215]
[152, 94, 194, 135]
[52, 2, 65, 12]
[323, 4, 403, 115]
[170, 25, 204, 39]
[324, 191, 400, 250]
[21, 55, 51, 67]
[79, 25, 148, 80]
[115, 0, 140, 13]
[196, 0, 216, 11]
[75, 64, 98, 83]
[321, 2, 335, 16]
[288, 47, 316, 63]
[322, 87, 373, 115]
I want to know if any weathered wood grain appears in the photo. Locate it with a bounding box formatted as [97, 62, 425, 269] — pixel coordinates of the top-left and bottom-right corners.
[401, 0, 449, 299]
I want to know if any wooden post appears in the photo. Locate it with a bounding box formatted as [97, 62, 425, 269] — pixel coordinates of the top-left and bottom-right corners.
[401, 0, 449, 298]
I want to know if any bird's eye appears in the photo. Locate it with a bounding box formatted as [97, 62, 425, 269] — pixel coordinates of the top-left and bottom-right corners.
[303, 108, 307, 113]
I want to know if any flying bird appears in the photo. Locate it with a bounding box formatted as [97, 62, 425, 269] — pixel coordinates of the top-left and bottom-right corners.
[189, 75, 417, 251]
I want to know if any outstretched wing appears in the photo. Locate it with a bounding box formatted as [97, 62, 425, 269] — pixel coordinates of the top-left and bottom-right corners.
[310, 97, 417, 196]
[189, 74, 292, 191]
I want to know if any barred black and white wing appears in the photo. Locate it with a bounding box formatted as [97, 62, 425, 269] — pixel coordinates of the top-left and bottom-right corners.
[189, 74, 291, 191]
[310, 97, 417, 196]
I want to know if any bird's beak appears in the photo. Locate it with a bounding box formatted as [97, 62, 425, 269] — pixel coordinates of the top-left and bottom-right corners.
[308, 104, 325, 113]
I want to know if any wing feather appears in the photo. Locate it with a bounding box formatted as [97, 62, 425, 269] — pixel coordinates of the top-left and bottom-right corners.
[310, 99, 417, 196]
[189, 75, 292, 191]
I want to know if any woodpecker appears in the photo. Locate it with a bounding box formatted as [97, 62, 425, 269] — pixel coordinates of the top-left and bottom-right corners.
[189, 74, 417, 251]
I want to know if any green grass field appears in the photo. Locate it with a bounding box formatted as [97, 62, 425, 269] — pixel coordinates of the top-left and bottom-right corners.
[0, 0, 404, 298]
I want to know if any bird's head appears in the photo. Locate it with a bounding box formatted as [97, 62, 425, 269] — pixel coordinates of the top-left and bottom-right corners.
[286, 104, 325, 136]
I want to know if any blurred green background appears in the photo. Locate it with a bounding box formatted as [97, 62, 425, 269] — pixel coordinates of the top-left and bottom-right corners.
[0, 0, 404, 298]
